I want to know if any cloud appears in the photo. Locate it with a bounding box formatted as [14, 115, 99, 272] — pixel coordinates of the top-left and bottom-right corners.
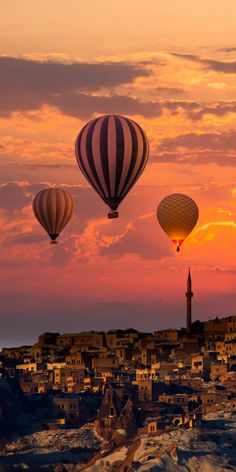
[0, 181, 48, 212]
[100, 212, 171, 260]
[0, 56, 149, 92]
[195, 220, 236, 234]
[217, 47, 236, 53]
[0, 181, 168, 264]
[171, 52, 236, 74]
[1, 55, 236, 121]
[50, 92, 163, 119]
[155, 130, 236, 166]
[160, 130, 236, 151]
[0, 56, 150, 116]
[9, 233, 45, 245]
[162, 99, 236, 121]
[186, 102, 236, 121]
[46, 96, 236, 121]
[155, 86, 186, 96]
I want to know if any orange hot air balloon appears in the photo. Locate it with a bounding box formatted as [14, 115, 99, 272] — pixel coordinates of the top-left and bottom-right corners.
[157, 193, 199, 251]
[75, 114, 149, 219]
[33, 188, 74, 244]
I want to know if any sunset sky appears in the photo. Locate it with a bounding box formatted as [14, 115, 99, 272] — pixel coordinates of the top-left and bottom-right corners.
[1, 0, 236, 346]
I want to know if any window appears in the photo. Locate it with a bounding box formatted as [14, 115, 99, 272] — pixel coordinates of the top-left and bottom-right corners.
[110, 407, 115, 416]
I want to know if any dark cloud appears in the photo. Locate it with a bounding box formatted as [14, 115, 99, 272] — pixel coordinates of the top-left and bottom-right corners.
[9, 233, 45, 245]
[155, 130, 236, 166]
[162, 99, 236, 121]
[155, 86, 186, 96]
[160, 130, 236, 152]
[163, 100, 199, 116]
[217, 47, 236, 53]
[157, 150, 236, 167]
[187, 102, 236, 121]
[0, 56, 150, 115]
[0, 182, 32, 211]
[0, 181, 104, 229]
[50, 93, 219, 122]
[171, 53, 199, 61]
[100, 214, 171, 260]
[8, 89, 236, 121]
[0, 181, 47, 212]
[1, 56, 236, 121]
[51, 92, 163, 119]
[171, 52, 236, 74]
[0, 56, 149, 93]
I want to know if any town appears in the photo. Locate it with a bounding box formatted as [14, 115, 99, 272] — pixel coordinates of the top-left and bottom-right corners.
[0, 271, 236, 470]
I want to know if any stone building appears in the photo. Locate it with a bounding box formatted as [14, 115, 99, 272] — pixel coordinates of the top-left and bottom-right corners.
[52, 394, 93, 426]
[210, 361, 228, 381]
[95, 387, 123, 440]
[191, 355, 211, 377]
[95, 386, 139, 441]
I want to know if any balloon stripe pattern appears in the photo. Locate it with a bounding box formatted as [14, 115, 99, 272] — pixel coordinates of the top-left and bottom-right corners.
[75, 114, 149, 213]
[33, 188, 74, 242]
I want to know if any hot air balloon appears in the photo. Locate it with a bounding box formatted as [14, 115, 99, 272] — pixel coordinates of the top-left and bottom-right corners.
[75, 114, 149, 218]
[33, 188, 74, 244]
[157, 193, 199, 251]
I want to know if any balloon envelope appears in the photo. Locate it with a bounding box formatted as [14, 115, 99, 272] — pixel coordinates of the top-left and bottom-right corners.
[33, 188, 74, 243]
[157, 193, 199, 251]
[75, 114, 149, 218]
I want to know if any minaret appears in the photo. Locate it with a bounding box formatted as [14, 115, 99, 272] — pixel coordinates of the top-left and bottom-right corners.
[186, 268, 193, 333]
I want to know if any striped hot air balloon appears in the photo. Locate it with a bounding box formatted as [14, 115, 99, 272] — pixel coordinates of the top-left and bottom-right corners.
[33, 188, 74, 244]
[157, 193, 199, 251]
[75, 114, 149, 218]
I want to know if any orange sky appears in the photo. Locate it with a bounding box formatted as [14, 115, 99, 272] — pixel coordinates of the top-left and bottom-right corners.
[1, 1, 236, 346]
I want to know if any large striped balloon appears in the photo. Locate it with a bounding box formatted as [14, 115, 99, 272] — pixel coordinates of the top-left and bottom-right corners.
[75, 115, 149, 218]
[33, 188, 74, 244]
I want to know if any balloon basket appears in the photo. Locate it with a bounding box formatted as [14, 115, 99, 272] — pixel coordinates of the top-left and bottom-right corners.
[108, 211, 119, 219]
[50, 240, 58, 245]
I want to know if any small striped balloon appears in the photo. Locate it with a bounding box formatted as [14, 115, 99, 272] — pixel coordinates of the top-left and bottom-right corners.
[33, 188, 74, 244]
[157, 193, 199, 251]
[75, 114, 149, 218]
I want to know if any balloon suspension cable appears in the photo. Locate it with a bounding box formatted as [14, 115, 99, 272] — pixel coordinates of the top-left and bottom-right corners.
[108, 210, 119, 219]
